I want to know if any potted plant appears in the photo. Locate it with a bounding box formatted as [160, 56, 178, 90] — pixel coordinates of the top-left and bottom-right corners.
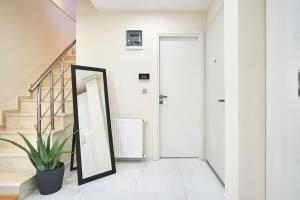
[0, 126, 74, 195]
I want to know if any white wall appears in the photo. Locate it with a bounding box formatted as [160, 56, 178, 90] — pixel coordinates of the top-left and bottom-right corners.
[224, 0, 266, 199]
[77, 0, 207, 158]
[238, 1, 266, 199]
[224, 1, 239, 199]
[267, 0, 300, 199]
[0, 0, 75, 126]
[205, 3, 224, 182]
[206, 0, 224, 27]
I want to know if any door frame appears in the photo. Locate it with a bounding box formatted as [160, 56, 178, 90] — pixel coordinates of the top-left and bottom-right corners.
[154, 31, 205, 160]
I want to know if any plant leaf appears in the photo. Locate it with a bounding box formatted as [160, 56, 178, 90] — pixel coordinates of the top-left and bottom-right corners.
[0, 138, 44, 170]
[17, 132, 42, 164]
[36, 134, 49, 166]
[0, 138, 30, 155]
[17, 133, 48, 170]
[46, 129, 51, 154]
[28, 154, 45, 171]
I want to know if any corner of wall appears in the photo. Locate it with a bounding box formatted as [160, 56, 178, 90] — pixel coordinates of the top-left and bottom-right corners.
[206, 0, 224, 28]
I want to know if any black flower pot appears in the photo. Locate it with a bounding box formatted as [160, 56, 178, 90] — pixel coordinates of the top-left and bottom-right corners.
[36, 162, 65, 195]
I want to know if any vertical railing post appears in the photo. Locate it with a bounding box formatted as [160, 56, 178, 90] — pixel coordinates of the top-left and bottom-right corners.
[36, 85, 42, 133]
[60, 58, 65, 113]
[50, 70, 55, 130]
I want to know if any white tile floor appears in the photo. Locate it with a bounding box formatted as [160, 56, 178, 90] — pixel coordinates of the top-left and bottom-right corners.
[25, 159, 225, 200]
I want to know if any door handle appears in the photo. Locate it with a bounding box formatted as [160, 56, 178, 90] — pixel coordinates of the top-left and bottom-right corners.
[218, 99, 225, 103]
[160, 95, 168, 99]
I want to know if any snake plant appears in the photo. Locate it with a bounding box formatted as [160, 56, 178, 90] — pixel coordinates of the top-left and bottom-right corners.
[0, 125, 73, 172]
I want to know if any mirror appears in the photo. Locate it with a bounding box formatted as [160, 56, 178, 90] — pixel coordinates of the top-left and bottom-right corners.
[71, 65, 116, 185]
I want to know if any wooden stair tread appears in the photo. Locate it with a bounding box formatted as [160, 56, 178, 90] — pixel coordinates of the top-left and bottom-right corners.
[19, 99, 72, 103]
[0, 171, 35, 187]
[0, 148, 27, 157]
[5, 113, 73, 117]
[0, 128, 64, 136]
[0, 129, 36, 135]
[39, 86, 72, 90]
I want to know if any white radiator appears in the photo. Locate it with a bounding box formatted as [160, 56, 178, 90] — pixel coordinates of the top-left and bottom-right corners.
[111, 118, 144, 159]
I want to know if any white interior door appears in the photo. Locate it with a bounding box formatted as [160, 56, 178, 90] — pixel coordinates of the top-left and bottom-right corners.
[205, 9, 225, 182]
[159, 35, 204, 158]
[267, 0, 300, 199]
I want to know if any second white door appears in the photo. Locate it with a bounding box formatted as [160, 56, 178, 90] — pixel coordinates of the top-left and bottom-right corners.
[205, 9, 225, 182]
[159, 34, 204, 158]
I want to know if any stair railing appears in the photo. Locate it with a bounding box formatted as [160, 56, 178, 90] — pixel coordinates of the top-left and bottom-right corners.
[29, 40, 76, 134]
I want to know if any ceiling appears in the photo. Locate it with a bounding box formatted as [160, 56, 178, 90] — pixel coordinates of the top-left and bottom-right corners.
[90, 0, 213, 11]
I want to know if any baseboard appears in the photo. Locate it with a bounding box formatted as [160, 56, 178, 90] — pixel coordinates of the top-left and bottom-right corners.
[205, 160, 225, 187]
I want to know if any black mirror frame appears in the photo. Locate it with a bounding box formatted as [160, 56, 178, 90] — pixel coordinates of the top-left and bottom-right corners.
[70, 130, 77, 171]
[70, 65, 116, 185]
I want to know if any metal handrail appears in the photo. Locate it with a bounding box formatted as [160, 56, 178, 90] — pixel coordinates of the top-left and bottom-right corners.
[29, 40, 75, 93]
[39, 89, 72, 135]
[35, 65, 72, 109]
[29, 40, 76, 133]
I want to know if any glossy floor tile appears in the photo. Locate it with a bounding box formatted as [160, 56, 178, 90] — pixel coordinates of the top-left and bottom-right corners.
[25, 159, 224, 200]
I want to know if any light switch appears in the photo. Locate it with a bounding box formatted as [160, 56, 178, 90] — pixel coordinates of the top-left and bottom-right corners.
[142, 88, 148, 94]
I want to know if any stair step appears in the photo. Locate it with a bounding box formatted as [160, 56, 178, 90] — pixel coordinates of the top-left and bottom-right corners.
[0, 123, 73, 172]
[40, 77, 71, 87]
[39, 86, 72, 91]
[0, 146, 27, 154]
[5, 113, 70, 129]
[63, 55, 76, 61]
[61, 61, 75, 67]
[20, 99, 73, 113]
[41, 74, 71, 83]
[0, 171, 36, 200]
[0, 128, 37, 135]
[57, 60, 75, 65]
[0, 129, 37, 146]
[31, 87, 72, 101]
[0, 133, 37, 151]
[0, 128, 65, 151]
[0, 153, 34, 172]
[52, 68, 71, 77]
[49, 61, 74, 71]
[46, 73, 72, 79]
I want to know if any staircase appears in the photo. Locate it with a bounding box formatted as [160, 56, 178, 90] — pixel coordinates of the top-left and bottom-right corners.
[0, 42, 76, 200]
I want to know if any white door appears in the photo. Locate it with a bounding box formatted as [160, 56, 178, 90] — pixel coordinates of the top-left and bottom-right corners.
[205, 9, 225, 182]
[159, 35, 204, 158]
[267, 0, 300, 199]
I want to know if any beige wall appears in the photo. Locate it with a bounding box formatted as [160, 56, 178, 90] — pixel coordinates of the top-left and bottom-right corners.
[77, 0, 207, 158]
[0, 0, 75, 126]
[50, 0, 76, 21]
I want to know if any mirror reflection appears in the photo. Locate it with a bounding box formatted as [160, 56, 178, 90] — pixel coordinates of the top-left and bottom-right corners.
[72, 66, 115, 185]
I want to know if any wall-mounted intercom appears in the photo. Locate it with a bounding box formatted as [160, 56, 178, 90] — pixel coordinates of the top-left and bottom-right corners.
[139, 73, 150, 80]
[126, 30, 143, 49]
[298, 70, 300, 97]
